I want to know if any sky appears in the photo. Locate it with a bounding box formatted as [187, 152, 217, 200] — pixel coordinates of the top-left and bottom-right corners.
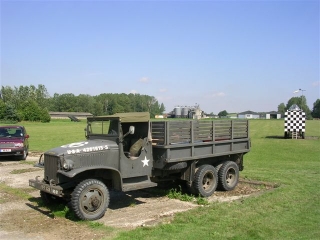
[1, 0, 319, 114]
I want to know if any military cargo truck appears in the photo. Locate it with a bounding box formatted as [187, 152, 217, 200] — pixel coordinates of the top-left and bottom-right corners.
[29, 112, 250, 220]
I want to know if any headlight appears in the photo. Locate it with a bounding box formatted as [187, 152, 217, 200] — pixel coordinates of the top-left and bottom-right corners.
[14, 143, 24, 147]
[61, 159, 74, 171]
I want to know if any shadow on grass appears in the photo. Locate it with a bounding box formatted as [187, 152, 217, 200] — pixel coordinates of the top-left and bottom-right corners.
[265, 135, 319, 140]
[109, 183, 177, 209]
[25, 186, 171, 221]
[26, 196, 79, 221]
[265, 136, 285, 139]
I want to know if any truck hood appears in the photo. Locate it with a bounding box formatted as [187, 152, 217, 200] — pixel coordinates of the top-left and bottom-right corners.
[44, 139, 118, 156]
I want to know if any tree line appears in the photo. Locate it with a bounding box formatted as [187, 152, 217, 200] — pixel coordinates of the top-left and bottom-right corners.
[277, 95, 320, 120]
[0, 84, 165, 122]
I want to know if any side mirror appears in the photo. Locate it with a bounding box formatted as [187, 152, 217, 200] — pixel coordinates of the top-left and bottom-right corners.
[129, 126, 135, 135]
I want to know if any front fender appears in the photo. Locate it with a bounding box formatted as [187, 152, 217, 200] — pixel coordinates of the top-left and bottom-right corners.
[57, 166, 122, 190]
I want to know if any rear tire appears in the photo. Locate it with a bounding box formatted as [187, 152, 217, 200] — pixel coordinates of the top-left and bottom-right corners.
[71, 179, 109, 221]
[192, 165, 218, 197]
[218, 161, 239, 191]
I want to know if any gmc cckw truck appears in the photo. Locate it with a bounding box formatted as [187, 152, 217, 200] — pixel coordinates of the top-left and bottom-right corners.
[29, 112, 250, 220]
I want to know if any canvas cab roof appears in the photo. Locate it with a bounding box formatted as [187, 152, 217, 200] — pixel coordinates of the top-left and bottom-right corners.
[87, 112, 150, 123]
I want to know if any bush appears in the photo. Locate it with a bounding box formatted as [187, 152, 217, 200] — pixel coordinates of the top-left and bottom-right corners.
[3, 104, 20, 122]
[40, 108, 51, 123]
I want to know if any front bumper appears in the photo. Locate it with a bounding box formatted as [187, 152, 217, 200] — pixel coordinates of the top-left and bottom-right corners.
[29, 177, 63, 197]
[0, 148, 25, 157]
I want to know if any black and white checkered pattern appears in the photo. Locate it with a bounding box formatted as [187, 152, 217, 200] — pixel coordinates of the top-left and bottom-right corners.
[284, 110, 306, 132]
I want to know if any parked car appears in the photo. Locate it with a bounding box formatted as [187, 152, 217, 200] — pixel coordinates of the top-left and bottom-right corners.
[0, 125, 29, 160]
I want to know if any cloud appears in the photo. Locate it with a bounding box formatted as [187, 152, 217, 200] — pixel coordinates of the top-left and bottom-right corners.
[159, 88, 167, 93]
[139, 77, 149, 83]
[312, 81, 320, 87]
[130, 90, 138, 94]
[205, 92, 226, 99]
[157, 96, 173, 101]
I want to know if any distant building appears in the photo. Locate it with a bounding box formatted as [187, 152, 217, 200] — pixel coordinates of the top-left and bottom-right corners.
[237, 111, 260, 119]
[237, 110, 281, 119]
[49, 112, 93, 119]
[265, 111, 282, 119]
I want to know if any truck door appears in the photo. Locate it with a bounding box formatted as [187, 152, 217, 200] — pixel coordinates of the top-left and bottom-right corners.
[119, 123, 153, 178]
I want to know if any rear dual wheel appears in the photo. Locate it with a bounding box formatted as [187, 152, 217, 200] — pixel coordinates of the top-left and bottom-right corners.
[218, 161, 239, 191]
[191, 165, 218, 197]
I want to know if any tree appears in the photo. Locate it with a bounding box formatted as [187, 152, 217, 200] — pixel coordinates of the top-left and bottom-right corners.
[278, 103, 286, 116]
[311, 99, 320, 118]
[218, 110, 228, 118]
[286, 96, 312, 119]
[0, 100, 6, 119]
[160, 103, 165, 114]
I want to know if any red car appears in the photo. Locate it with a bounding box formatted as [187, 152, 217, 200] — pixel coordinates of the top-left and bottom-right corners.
[0, 126, 29, 160]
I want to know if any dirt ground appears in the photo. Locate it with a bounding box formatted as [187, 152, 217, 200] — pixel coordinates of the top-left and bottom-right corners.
[0, 153, 275, 240]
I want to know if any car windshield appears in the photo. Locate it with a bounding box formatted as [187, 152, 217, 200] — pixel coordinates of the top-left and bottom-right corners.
[0, 127, 23, 138]
[88, 120, 118, 135]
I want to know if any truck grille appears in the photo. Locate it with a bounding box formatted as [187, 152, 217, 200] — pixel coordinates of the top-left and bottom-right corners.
[44, 154, 59, 184]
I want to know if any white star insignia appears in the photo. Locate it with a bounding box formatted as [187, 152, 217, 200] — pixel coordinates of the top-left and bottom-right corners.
[141, 156, 149, 167]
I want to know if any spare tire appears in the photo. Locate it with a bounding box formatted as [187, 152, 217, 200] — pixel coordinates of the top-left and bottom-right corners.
[163, 162, 187, 170]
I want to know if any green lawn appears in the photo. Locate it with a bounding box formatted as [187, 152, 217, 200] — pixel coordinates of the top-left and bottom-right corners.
[7, 119, 320, 239]
[21, 119, 87, 151]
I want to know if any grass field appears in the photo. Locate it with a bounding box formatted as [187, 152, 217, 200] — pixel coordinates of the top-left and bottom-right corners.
[6, 119, 320, 239]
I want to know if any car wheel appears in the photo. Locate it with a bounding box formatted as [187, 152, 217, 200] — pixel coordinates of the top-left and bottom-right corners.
[17, 149, 27, 161]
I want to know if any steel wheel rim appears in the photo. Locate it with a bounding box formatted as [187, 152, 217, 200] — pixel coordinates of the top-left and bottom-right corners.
[80, 188, 104, 214]
[226, 168, 236, 186]
[202, 171, 214, 191]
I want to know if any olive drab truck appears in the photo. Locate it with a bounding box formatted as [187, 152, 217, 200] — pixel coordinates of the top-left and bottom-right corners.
[29, 112, 250, 220]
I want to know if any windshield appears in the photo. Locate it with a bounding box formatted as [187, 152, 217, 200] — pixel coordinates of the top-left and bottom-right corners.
[0, 127, 24, 138]
[88, 120, 118, 135]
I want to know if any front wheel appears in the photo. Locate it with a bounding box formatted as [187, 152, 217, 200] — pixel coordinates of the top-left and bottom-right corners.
[71, 179, 110, 221]
[192, 165, 218, 197]
[17, 149, 27, 160]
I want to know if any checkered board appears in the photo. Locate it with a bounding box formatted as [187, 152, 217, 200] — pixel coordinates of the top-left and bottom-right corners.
[284, 110, 306, 132]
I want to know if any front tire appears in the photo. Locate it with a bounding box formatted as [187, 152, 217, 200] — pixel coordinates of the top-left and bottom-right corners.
[192, 165, 218, 197]
[218, 161, 239, 191]
[71, 179, 110, 221]
[17, 149, 27, 160]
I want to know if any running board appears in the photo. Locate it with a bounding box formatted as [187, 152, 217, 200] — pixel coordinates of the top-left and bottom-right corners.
[122, 176, 157, 192]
